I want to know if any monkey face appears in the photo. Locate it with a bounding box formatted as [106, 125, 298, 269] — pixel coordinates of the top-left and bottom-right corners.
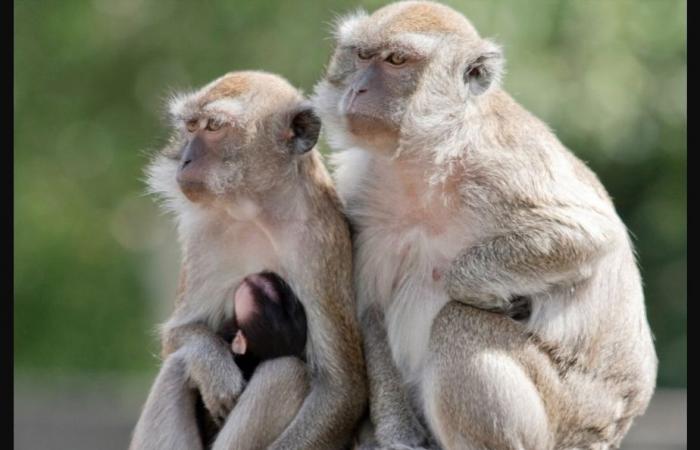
[233, 272, 307, 361]
[337, 49, 422, 133]
[150, 72, 321, 207]
[313, 2, 503, 156]
[313, 3, 462, 154]
[313, 39, 424, 154]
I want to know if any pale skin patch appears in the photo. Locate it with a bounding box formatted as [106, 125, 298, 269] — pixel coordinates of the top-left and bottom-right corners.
[233, 279, 258, 323]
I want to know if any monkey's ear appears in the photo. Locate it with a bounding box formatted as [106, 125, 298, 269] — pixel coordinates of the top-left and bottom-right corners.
[232, 330, 247, 355]
[463, 40, 504, 96]
[287, 106, 321, 154]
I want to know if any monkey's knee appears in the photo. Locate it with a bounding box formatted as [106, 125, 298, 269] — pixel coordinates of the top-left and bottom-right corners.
[423, 352, 553, 450]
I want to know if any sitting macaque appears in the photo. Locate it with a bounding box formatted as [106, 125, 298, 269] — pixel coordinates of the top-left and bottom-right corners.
[220, 271, 308, 380]
[131, 71, 365, 450]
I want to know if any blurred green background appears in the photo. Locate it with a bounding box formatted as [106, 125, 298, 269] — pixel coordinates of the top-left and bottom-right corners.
[15, 0, 686, 390]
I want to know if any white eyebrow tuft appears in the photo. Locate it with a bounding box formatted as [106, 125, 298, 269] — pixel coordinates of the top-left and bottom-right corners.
[393, 33, 442, 54]
[202, 98, 245, 119]
[168, 91, 197, 120]
[334, 9, 368, 43]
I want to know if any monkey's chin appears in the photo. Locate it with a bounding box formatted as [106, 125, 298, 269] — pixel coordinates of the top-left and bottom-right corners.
[178, 180, 214, 204]
[344, 114, 399, 153]
[345, 113, 393, 135]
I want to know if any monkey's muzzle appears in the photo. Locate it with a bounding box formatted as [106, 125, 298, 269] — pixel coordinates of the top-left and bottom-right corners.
[176, 135, 212, 201]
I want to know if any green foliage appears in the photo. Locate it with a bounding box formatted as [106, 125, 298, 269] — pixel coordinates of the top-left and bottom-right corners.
[15, 0, 686, 386]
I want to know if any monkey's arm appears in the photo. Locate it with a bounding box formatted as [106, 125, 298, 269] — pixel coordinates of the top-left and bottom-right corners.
[263, 290, 367, 449]
[360, 304, 431, 449]
[444, 205, 618, 315]
[162, 321, 246, 425]
[130, 348, 203, 450]
[265, 341, 367, 450]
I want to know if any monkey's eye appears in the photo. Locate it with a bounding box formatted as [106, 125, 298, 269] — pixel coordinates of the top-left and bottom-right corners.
[357, 48, 373, 60]
[206, 118, 224, 132]
[386, 53, 407, 66]
[186, 119, 199, 132]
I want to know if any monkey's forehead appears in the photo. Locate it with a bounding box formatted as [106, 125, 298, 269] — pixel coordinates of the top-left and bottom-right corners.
[168, 71, 302, 121]
[335, 1, 479, 47]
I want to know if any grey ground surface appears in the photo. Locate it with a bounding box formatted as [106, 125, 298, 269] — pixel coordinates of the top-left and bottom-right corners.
[14, 376, 686, 450]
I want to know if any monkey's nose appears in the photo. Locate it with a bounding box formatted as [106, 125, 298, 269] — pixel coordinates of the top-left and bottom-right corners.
[180, 158, 192, 169]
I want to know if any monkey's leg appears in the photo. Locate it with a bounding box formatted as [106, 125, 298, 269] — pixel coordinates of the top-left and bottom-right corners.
[211, 356, 310, 450]
[129, 349, 203, 450]
[422, 302, 554, 450]
[360, 304, 431, 449]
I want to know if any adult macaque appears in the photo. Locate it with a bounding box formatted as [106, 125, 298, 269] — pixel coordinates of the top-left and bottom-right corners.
[130, 71, 366, 450]
[313, 2, 657, 449]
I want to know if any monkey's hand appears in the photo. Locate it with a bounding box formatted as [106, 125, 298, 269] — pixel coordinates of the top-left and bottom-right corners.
[441, 254, 526, 318]
[165, 323, 246, 425]
[444, 283, 530, 320]
[187, 351, 245, 425]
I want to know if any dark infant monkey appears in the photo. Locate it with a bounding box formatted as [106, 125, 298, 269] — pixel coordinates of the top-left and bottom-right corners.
[221, 271, 308, 379]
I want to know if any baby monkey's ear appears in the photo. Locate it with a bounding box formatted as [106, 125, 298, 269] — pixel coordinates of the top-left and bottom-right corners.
[286, 104, 321, 154]
[231, 330, 248, 355]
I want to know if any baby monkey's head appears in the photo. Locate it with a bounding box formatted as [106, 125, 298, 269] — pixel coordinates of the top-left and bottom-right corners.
[231, 272, 308, 362]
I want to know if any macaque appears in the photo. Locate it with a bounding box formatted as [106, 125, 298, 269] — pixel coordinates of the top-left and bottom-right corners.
[313, 2, 657, 449]
[130, 71, 366, 450]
